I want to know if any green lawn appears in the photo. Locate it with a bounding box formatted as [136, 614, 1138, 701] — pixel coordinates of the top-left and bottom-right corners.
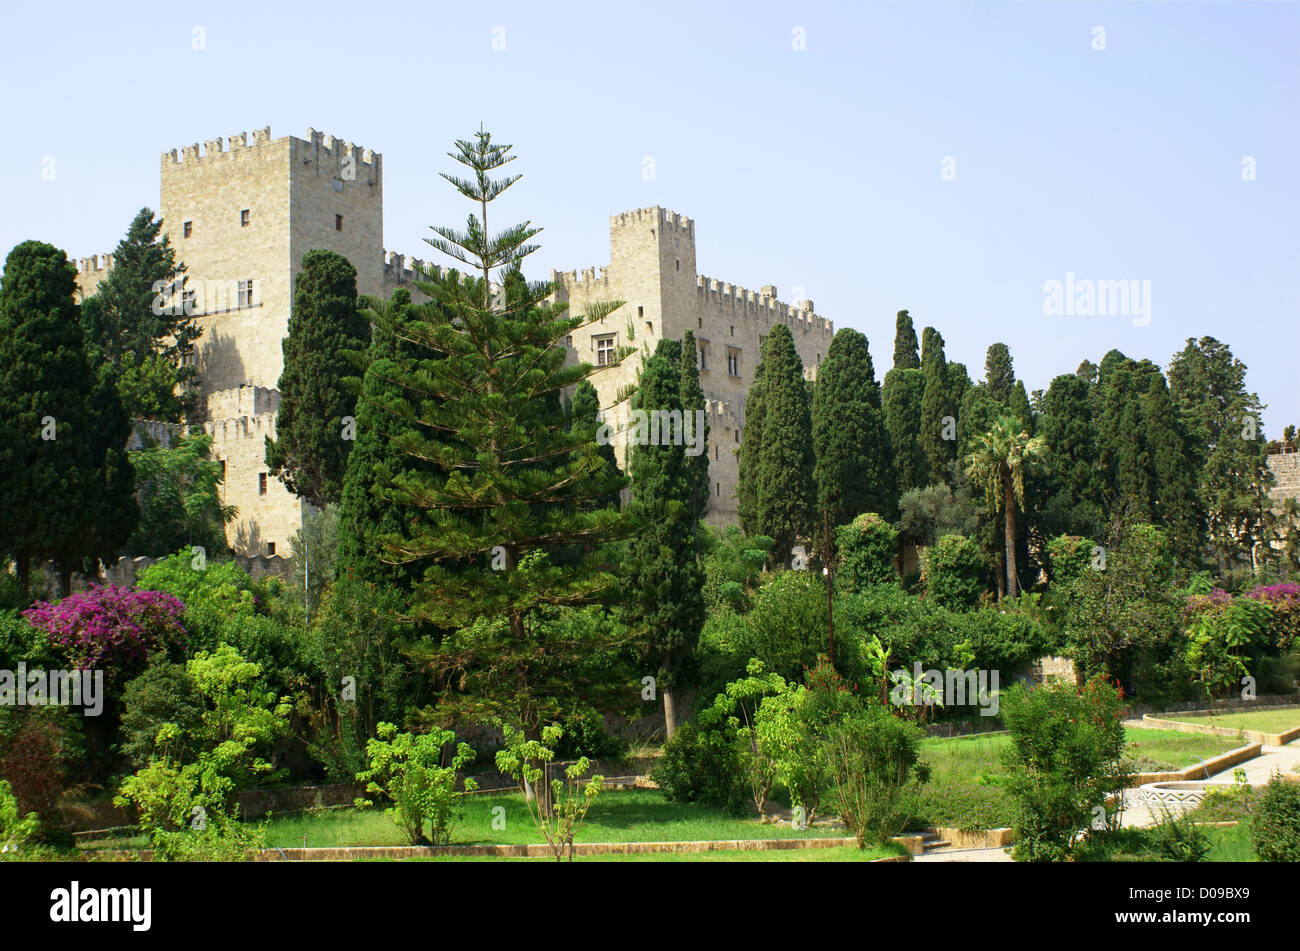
[911, 726, 1245, 833]
[1172, 708, 1300, 735]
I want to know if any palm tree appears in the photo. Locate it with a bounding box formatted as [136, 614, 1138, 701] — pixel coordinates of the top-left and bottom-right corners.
[966, 415, 1048, 599]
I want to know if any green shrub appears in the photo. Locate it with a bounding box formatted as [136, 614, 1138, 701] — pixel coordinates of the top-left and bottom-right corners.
[824, 705, 928, 847]
[355, 722, 477, 846]
[1045, 534, 1097, 588]
[651, 720, 751, 816]
[836, 513, 898, 591]
[119, 660, 205, 771]
[924, 534, 987, 610]
[1148, 808, 1210, 862]
[0, 779, 39, 859]
[1000, 677, 1127, 862]
[1251, 775, 1300, 862]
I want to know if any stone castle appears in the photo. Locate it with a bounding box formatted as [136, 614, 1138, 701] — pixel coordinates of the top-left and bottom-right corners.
[73, 126, 835, 557]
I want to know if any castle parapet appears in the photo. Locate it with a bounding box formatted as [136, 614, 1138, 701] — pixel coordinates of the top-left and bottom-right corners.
[162, 126, 274, 166]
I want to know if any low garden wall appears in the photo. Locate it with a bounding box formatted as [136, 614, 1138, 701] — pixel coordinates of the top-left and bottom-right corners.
[1137, 711, 1300, 748]
[1124, 743, 1262, 787]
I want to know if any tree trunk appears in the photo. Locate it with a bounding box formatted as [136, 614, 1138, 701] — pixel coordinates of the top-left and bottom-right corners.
[663, 688, 677, 741]
[1003, 472, 1019, 600]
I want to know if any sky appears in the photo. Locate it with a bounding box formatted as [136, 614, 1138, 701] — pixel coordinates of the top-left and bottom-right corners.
[2, 0, 1296, 434]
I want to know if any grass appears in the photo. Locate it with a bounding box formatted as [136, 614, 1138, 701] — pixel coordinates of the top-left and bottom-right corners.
[1076, 821, 1255, 862]
[1171, 707, 1300, 735]
[910, 726, 1246, 833]
[78, 789, 834, 853]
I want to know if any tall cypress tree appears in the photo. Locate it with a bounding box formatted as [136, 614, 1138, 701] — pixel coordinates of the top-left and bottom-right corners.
[883, 366, 927, 495]
[892, 310, 920, 370]
[813, 328, 896, 552]
[919, 327, 957, 485]
[751, 324, 816, 562]
[737, 361, 766, 536]
[680, 330, 711, 521]
[335, 287, 422, 589]
[625, 342, 704, 738]
[1037, 373, 1102, 540]
[570, 379, 621, 512]
[80, 208, 198, 422]
[1168, 336, 1271, 572]
[0, 241, 137, 592]
[984, 343, 1015, 407]
[266, 249, 371, 509]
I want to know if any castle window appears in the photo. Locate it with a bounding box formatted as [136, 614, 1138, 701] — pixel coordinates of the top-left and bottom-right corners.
[333, 179, 344, 193]
[697, 318, 702, 329]
[675, 260, 680, 271]
[238, 280, 254, 308]
[565, 335, 572, 348]
[594, 334, 616, 367]
[646, 321, 653, 335]
[267, 542, 276, 556]
[730, 326, 734, 337]
[716, 482, 721, 496]
[727, 348, 740, 377]
[699, 344, 708, 371]
[714, 446, 718, 460]
[218, 459, 226, 480]
[637, 306, 643, 318]
[183, 289, 196, 315]
[335, 214, 343, 231]
[258, 473, 267, 496]
[734, 429, 740, 443]
[183, 221, 192, 238]
[241, 209, 250, 227]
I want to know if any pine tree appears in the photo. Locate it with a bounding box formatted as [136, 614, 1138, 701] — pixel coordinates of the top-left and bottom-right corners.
[79, 208, 198, 422]
[883, 366, 927, 495]
[984, 343, 1015, 406]
[749, 324, 816, 562]
[892, 310, 920, 370]
[680, 330, 711, 521]
[919, 327, 957, 486]
[368, 127, 639, 742]
[265, 249, 371, 509]
[625, 342, 704, 738]
[0, 241, 137, 592]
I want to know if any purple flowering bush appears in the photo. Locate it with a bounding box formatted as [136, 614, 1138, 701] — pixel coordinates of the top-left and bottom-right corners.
[1246, 583, 1300, 651]
[23, 585, 187, 681]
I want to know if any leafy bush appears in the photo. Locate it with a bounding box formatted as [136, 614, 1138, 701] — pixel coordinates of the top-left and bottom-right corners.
[824, 705, 929, 847]
[495, 723, 603, 862]
[651, 719, 751, 815]
[999, 677, 1127, 862]
[354, 722, 477, 846]
[1251, 775, 1300, 862]
[0, 706, 81, 843]
[924, 534, 987, 610]
[23, 585, 186, 689]
[836, 513, 898, 591]
[1148, 808, 1210, 862]
[700, 526, 772, 615]
[119, 659, 205, 770]
[1045, 534, 1097, 588]
[741, 570, 830, 682]
[0, 779, 40, 859]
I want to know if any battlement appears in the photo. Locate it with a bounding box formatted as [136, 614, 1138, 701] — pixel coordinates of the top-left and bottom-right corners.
[161, 126, 379, 170]
[76, 253, 114, 275]
[551, 266, 614, 288]
[162, 126, 276, 166]
[298, 127, 379, 168]
[383, 250, 448, 284]
[611, 206, 694, 237]
[697, 274, 833, 334]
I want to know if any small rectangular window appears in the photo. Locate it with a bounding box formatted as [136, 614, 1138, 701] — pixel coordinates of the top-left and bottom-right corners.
[267, 542, 276, 556]
[241, 209, 250, 227]
[238, 279, 254, 308]
[332, 178, 344, 193]
[594, 334, 616, 367]
[727, 349, 740, 377]
[637, 306, 644, 318]
[675, 260, 680, 271]
[335, 214, 343, 232]
[218, 459, 226, 479]
[183, 221, 193, 238]
[258, 472, 267, 495]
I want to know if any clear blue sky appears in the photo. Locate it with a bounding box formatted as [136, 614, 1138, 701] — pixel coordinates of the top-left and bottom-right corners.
[3, 0, 1296, 433]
